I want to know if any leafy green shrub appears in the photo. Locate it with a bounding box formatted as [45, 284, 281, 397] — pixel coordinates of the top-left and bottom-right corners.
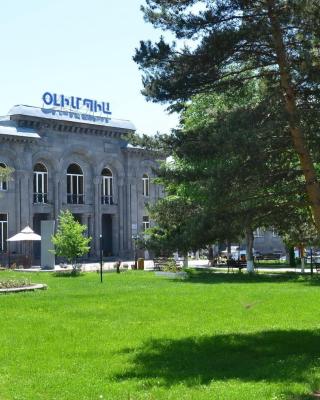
[52, 210, 91, 275]
[0, 278, 31, 289]
[54, 270, 83, 277]
[163, 259, 181, 273]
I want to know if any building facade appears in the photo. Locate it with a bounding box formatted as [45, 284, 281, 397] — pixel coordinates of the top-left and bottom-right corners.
[253, 228, 286, 256]
[0, 105, 161, 261]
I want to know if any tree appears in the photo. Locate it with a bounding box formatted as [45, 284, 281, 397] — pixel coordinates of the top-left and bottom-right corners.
[142, 79, 318, 272]
[52, 210, 91, 275]
[0, 165, 14, 195]
[146, 193, 241, 253]
[146, 192, 243, 260]
[134, 0, 320, 231]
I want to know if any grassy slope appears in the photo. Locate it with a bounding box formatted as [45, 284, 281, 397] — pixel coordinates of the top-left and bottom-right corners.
[0, 270, 319, 400]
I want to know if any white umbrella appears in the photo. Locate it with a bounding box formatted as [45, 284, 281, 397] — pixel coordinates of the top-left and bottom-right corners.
[7, 226, 41, 268]
[7, 226, 41, 242]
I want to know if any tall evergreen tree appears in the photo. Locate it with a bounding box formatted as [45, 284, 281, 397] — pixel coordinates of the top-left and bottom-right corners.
[142, 79, 320, 271]
[134, 0, 320, 231]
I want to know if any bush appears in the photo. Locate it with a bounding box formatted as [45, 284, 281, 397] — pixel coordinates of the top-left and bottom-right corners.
[52, 210, 91, 275]
[0, 278, 31, 289]
[163, 259, 181, 273]
[54, 270, 82, 277]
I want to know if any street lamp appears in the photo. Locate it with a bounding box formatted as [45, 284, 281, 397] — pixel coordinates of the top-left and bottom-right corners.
[100, 234, 103, 283]
[132, 234, 138, 269]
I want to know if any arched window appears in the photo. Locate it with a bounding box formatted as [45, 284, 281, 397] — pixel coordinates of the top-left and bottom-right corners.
[0, 163, 8, 191]
[142, 174, 149, 197]
[33, 163, 48, 203]
[67, 163, 84, 204]
[101, 168, 113, 205]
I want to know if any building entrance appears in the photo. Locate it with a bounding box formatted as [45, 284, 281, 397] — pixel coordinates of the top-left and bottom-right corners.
[72, 214, 82, 224]
[102, 214, 113, 257]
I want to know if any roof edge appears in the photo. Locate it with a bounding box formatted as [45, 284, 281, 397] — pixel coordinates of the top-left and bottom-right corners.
[8, 105, 136, 131]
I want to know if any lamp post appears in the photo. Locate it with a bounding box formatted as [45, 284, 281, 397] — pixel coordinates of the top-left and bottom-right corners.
[132, 234, 138, 269]
[100, 234, 103, 283]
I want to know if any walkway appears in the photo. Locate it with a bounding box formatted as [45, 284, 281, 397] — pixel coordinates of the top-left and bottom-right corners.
[11, 259, 315, 274]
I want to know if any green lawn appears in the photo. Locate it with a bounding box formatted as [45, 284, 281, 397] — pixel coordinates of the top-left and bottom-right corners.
[0, 270, 320, 400]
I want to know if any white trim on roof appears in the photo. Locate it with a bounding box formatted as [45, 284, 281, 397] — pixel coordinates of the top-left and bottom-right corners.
[8, 105, 136, 131]
[0, 119, 40, 139]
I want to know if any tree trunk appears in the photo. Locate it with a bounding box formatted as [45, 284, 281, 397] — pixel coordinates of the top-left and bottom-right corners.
[300, 246, 305, 273]
[227, 240, 231, 258]
[267, 0, 320, 232]
[245, 227, 254, 273]
[301, 256, 305, 274]
[288, 246, 296, 268]
[183, 252, 188, 268]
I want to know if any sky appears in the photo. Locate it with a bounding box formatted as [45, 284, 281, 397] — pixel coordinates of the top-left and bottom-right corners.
[0, 0, 179, 135]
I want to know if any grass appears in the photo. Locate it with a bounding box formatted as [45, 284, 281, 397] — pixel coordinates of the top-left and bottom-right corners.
[255, 260, 289, 267]
[0, 270, 320, 399]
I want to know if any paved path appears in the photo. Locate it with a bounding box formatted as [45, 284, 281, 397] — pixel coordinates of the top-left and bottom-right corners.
[12, 259, 316, 274]
[13, 259, 156, 272]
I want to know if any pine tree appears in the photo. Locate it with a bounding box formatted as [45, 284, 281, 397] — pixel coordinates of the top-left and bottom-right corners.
[134, 0, 320, 231]
[143, 79, 320, 271]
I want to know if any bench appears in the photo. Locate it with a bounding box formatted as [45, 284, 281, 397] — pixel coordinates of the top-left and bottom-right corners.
[153, 258, 167, 271]
[153, 258, 181, 271]
[227, 259, 247, 273]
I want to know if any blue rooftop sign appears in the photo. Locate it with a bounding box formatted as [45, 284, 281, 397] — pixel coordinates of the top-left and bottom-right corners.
[42, 92, 111, 115]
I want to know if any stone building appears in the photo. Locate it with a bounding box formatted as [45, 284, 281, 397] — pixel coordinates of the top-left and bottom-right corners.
[0, 104, 161, 261]
[252, 228, 286, 255]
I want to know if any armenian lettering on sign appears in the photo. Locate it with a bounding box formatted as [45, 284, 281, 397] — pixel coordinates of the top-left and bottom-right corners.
[42, 92, 112, 116]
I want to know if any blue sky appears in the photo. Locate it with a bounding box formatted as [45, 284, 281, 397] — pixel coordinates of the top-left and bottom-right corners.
[0, 0, 179, 134]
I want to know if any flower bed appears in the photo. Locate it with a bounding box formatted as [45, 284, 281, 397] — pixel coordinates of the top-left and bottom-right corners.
[0, 278, 47, 293]
[0, 278, 31, 289]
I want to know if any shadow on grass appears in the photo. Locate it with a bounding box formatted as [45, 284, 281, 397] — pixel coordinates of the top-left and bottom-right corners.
[53, 271, 83, 278]
[178, 270, 320, 286]
[116, 330, 320, 389]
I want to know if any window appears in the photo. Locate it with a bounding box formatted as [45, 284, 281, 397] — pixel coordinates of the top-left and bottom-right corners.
[101, 168, 113, 204]
[33, 163, 48, 203]
[142, 215, 150, 231]
[254, 228, 264, 238]
[67, 164, 84, 204]
[0, 214, 8, 252]
[0, 163, 8, 191]
[142, 174, 149, 197]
